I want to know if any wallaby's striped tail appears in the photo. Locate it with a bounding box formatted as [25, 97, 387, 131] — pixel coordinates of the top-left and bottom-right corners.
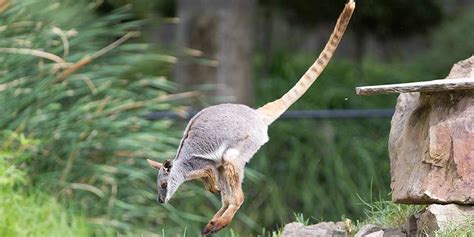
[257, 0, 355, 125]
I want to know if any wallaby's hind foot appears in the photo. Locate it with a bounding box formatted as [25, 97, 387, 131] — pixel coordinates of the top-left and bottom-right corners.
[202, 220, 227, 236]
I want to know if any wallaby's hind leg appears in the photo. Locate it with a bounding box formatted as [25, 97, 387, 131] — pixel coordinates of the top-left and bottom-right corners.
[211, 197, 228, 221]
[202, 161, 244, 235]
[208, 165, 234, 221]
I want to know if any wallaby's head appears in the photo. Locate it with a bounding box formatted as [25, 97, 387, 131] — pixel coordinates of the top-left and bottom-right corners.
[147, 159, 176, 203]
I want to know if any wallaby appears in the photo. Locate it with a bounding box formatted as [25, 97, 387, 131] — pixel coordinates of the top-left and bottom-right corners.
[147, 0, 355, 235]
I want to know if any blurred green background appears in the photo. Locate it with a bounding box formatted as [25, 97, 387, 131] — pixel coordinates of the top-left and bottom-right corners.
[1, 0, 473, 236]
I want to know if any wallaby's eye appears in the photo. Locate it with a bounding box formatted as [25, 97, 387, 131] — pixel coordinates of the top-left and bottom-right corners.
[163, 160, 171, 169]
[163, 160, 172, 172]
[161, 182, 167, 189]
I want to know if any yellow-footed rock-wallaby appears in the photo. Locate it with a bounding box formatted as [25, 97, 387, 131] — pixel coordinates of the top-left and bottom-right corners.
[147, 0, 355, 235]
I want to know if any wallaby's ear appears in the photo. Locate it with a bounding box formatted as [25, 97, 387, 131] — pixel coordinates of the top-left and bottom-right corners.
[163, 159, 172, 172]
[147, 159, 162, 170]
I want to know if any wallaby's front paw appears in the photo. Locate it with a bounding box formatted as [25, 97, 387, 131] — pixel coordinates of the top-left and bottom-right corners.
[209, 186, 221, 194]
[203, 182, 220, 194]
[201, 220, 227, 236]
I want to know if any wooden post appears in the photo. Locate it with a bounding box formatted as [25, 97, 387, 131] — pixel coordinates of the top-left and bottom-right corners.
[355, 78, 474, 96]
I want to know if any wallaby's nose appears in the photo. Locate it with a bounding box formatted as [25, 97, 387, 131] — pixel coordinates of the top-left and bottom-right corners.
[158, 197, 164, 203]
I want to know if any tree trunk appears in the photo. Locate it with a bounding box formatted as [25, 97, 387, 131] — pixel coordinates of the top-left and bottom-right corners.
[176, 0, 255, 105]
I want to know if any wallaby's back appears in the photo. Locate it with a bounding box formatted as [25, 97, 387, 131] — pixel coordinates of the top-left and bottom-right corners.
[177, 104, 269, 163]
[257, 0, 356, 125]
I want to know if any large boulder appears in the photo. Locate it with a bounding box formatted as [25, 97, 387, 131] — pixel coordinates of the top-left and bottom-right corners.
[389, 56, 474, 204]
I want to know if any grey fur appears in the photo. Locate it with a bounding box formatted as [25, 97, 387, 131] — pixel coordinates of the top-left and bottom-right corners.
[157, 103, 269, 202]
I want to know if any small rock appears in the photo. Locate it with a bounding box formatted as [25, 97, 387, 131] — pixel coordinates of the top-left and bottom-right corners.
[282, 221, 347, 237]
[282, 222, 305, 236]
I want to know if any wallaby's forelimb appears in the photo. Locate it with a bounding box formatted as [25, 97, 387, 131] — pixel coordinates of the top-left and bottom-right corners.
[186, 169, 220, 194]
[201, 176, 220, 194]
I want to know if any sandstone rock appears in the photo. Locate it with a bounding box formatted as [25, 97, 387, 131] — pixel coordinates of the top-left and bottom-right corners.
[416, 204, 474, 236]
[389, 56, 474, 204]
[281, 221, 348, 237]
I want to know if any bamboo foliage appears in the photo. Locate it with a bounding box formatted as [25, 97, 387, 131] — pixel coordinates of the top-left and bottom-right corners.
[0, 0, 215, 234]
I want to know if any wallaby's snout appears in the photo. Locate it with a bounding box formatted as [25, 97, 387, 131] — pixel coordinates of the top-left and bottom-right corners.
[147, 158, 175, 204]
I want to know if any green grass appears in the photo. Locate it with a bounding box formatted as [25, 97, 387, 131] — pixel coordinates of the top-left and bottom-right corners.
[294, 213, 310, 225]
[0, 132, 98, 237]
[434, 217, 474, 237]
[0, 189, 94, 237]
[357, 198, 425, 228]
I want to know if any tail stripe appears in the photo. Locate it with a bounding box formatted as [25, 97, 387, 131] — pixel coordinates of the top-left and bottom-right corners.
[321, 52, 330, 61]
[310, 66, 319, 74]
[303, 74, 312, 83]
[257, 0, 355, 125]
[330, 33, 341, 45]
